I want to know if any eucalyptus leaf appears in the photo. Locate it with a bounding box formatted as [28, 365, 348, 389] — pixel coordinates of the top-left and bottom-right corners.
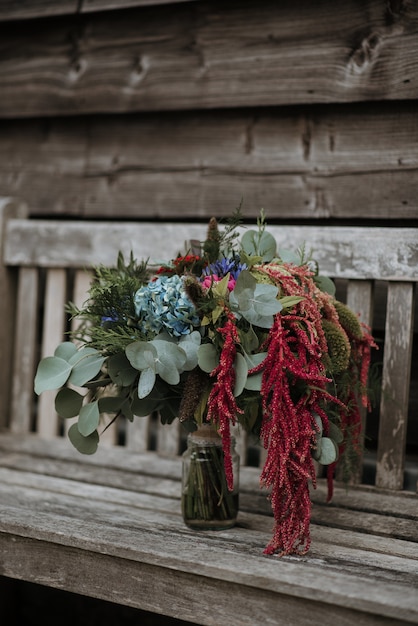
[68, 423, 99, 455]
[98, 395, 125, 414]
[230, 270, 281, 328]
[131, 392, 160, 416]
[107, 352, 138, 386]
[315, 274, 336, 296]
[55, 387, 84, 418]
[313, 413, 323, 436]
[54, 341, 78, 362]
[78, 401, 100, 437]
[151, 339, 187, 384]
[178, 331, 201, 371]
[328, 421, 344, 445]
[68, 349, 105, 387]
[240, 326, 259, 353]
[241, 230, 277, 262]
[126, 341, 157, 371]
[34, 356, 73, 394]
[243, 352, 266, 391]
[138, 367, 156, 398]
[278, 248, 301, 266]
[198, 343, 219, 373]
[318, 437, 338, 465]
[120, 398, 134, 422]
[233, 352, 248, 397]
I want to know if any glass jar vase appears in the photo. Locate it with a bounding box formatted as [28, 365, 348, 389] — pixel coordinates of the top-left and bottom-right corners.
[181, 424, 239, 530]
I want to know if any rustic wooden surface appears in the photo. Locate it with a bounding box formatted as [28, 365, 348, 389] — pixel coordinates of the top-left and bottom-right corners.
[0, 103, 417, 219]
[0, 434, 417, 626]
[0, 199, 28, 429]
[0, 0, 417, 118]
[5, 220, 418, 280]
[0, 0, 199, 21]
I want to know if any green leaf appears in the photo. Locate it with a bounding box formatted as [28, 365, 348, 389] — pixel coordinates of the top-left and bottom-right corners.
[230, 270, 282, 328]
[78, 401, 100, 437]
[243, 352, 267, 391]
[239, 326, 259, 353]
[120, 398, 134, 422]
[315, 274, 336, 296]
[68, 423, 99, 455]
[198, 343, 219, 373]
[107, 353, 138, 386]
[68, 347, 105, 387]
[138, 367, 156, 398]
[55, 387, 84, 418]
[151, 339, 187, 384]
[34, 356, 73, 394]
[131, 393, 160, 416]
[278, 248, 301, 266]
[178, 331, 201, 371]
[54, 342, 78, 362]
[126, 341, 157, 370]
[328, 421, 344, 445]
[279, 295, 304, 310]
[98, 395, 125, 414]
[318, 437, 339, 465]
[234, 352, 248, 397]
[241, 230, 277, 262]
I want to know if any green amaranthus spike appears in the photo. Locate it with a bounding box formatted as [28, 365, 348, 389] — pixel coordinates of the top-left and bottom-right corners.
[334, 300, 363, 340]
[322, 319, 351, 375]
[203, 217, 221, 263]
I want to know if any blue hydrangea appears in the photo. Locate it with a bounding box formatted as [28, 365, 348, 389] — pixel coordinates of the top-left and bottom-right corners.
[134, 275, 199, 338]
[201, 256, 247, 281]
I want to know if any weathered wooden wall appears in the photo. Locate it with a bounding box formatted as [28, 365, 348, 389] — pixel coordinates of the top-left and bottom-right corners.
[0, 0, 417, 221]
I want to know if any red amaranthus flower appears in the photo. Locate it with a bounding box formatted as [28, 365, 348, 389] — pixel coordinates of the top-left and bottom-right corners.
[206, 310, 243, 491]
[255, 311, 340, 556]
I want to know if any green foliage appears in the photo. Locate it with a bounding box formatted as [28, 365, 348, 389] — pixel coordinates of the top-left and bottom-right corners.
[229, 270, 282, 328]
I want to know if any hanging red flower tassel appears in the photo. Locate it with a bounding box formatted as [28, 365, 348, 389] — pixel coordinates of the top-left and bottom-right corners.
[206, 310, 243, 491]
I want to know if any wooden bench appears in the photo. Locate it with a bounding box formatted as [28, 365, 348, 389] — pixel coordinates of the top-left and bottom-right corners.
[0, 197, 417, 625]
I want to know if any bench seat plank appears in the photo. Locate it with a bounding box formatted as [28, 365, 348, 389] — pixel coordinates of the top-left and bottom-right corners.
[0, 450, 417, 626]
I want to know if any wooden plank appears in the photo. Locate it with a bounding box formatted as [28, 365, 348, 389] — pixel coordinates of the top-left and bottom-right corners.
[126, 415, 151, 452]
[2, 532, 414, 626]
[0, 198, 28, 428]
[1, 468, 417, 568]
[1, 479, 417, 624]
[344, 279, 374, 481]
[36, 269, 67, 437]
[376, 282, 415, 490]
[1, 434, 416, 519]
[0, 1, 417, 118]
[10, 268, 39, 434]
[0, 0, 198, 21]
[5, 220, 418, 282]
[0, 107, 417, 220]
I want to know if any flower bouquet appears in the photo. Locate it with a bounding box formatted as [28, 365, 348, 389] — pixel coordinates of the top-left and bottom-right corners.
[34, 210, 376, 556]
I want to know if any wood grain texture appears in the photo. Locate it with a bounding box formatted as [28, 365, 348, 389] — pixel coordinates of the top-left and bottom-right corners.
[376, 282, 415, 489]
[0, 198, 28, 429]
[0, 105, 417, 220]
[36, 269, 67, 438]
[0, 435, 416, 625]
[0, 0, 417, 118]
[10, 268, 39, 434]
[5, 220, 418, 281]
[0, 0, 198, 21]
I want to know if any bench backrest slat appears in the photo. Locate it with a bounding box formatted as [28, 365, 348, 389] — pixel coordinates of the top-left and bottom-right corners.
[36, 268, 67, 438]
[377, 282, 416, 490]
[11, 267, 39, 434]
